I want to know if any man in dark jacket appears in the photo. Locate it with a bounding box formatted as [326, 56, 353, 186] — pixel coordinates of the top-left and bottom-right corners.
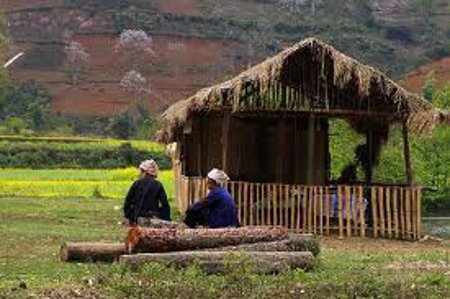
[184, 168, 238, 228]
[123, 160, 171, 224]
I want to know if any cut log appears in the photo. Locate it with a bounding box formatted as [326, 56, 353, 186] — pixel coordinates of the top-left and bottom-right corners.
[60, 236, 319, 263]
[137, 217, 188, 229]
[211, 234, 320, 256]
[119, 251, 315, 274]
[60, 242, 125, 262]
[126, 226, 289, 253]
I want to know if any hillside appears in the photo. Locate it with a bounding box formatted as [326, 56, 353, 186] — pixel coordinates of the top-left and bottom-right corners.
[403, 56, 450, 92]
[2, 0, 450, 116]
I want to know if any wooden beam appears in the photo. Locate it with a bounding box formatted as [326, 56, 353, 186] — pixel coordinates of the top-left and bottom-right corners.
[365, 130, 373, 185]
[222, 112, 231, 172]
[306, 116, 315, 185]
[197, 118, 203, 176]
[324, 119, 331, 184]
[402, 121, 414, 185]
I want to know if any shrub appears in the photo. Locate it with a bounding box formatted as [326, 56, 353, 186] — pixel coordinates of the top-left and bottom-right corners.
[0, 139, 171, 169]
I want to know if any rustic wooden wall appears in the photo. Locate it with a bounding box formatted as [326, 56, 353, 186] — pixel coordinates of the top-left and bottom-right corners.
[182, 113, 328, 185]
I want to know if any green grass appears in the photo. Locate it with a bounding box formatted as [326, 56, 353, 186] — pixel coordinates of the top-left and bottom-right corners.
[0, 135, 165, 152]
[0, 197, 449, 298]
[0, 166, 448, 297]
[0, 168, 175, 200]
[0, 197, 125, 291]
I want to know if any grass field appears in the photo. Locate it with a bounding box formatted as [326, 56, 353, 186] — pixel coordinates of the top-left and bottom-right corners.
[0, 196, 449, 298]
[0, 167, 449, 298]
[0, 168, 174, 200]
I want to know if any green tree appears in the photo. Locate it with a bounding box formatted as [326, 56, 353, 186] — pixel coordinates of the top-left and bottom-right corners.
[421, 71, 437, 102]
[3, 117, 28, 134]
[0, 81, 52, 133]
[433, 84, 450, 109]
[107, 109, 135, 139]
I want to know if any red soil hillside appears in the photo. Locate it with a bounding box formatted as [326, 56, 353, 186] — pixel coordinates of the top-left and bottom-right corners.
[158, 0, 200, 15]
[0, 0, 61, 10]
[402, 57, 450, 93]
[2, 0, 243, 116]
[10, 34, 238, 116]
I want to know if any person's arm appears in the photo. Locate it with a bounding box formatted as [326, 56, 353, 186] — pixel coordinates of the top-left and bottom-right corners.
[123, 181, 138, 221]
[158, 184, 171, 221]
[190, 190, 220, 211]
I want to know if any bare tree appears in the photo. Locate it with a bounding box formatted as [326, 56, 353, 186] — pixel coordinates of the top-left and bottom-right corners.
[115, 29, 155, 70]
[64, 40, 89, 85]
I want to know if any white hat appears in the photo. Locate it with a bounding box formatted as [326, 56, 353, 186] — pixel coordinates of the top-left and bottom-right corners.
[207, 168, 230, 186]
[139, 160, 158, 176]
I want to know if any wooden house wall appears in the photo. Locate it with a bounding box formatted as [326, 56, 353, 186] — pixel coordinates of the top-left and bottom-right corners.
[182, 114, 328, 185]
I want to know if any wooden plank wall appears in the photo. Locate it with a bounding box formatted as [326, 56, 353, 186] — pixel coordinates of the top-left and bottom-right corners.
[177, 177, 423, 240]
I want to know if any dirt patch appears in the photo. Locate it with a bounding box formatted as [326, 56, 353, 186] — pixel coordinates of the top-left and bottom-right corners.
[158, 0, 199, 15]
[322, 236, 450, 255]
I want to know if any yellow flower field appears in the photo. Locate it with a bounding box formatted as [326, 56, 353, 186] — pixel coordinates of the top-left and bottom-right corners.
[0, 168, 175, 200]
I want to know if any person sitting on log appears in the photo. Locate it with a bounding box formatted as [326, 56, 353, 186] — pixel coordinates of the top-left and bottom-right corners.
[123, 160, 171, 225]
[184, 168, 239, 229]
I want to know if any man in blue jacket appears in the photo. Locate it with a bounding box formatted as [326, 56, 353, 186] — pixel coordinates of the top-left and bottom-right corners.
[184, 168, 239, 228]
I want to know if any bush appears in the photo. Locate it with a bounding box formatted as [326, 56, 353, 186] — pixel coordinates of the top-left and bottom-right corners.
[0, 140, 171, 169]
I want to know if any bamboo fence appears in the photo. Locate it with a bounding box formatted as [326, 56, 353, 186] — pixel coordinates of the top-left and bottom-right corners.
[177, 177, 422, 240]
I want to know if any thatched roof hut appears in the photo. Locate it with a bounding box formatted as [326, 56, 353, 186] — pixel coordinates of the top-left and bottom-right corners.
[160, 38, 448, 240]
[159, 37, 448, 143]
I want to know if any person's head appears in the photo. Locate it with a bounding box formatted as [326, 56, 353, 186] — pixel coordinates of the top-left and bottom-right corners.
[207, 168, 229, 190]
[138, 160, 158, 179]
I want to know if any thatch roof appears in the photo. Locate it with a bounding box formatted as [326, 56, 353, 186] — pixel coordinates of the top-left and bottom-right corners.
[160, 37, 449, 143]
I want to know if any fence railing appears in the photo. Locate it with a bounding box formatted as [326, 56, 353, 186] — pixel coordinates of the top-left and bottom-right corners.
[176, 176, 422, 240]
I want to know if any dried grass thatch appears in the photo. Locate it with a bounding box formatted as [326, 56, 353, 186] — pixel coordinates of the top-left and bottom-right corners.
[160, 38, 448, 143]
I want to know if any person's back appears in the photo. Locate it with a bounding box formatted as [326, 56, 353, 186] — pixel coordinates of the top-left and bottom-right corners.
[123, 160, 170, 224]
[206, 187, 238, 228]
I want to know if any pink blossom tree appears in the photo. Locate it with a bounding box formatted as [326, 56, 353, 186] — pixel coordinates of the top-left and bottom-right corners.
[64, 40, 89, 85]
[115, 29, 155, 70]
[120, 70, 150, 99]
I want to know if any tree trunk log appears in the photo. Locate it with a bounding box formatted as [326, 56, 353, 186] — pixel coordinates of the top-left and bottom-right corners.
[60, 242, 125, 262]
[119, 251, 315, 274]
[126, 226, 289, 253]
[137, 217, 188, 229]
[211, 234, 320, 256]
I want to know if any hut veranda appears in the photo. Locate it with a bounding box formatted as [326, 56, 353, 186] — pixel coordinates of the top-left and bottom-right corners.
[159, 38, 449, 240]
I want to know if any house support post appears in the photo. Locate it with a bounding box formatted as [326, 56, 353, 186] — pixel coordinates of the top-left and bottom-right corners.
[306, 115, 315, 185]
[365, 129, 373, 227]
[402, 120, 413, 185]
[222, 112, 231, 173]
[276, 119, 286, 183]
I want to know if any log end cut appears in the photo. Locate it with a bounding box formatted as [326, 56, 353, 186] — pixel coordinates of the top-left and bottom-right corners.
[60, 242, 126, 263]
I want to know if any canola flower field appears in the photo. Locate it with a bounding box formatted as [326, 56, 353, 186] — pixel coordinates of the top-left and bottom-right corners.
[0, 168, 175, 200]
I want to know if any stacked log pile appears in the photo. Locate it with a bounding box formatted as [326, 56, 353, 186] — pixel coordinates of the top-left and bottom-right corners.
[61, 225, 320, 274]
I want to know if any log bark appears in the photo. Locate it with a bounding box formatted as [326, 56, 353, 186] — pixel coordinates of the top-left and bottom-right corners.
[126, 226, 289, 253]
[60, 242, 125, 262]
[137, 217, 188, 229]
[211, 234, 320, 256]
[119, 251, 315, 274]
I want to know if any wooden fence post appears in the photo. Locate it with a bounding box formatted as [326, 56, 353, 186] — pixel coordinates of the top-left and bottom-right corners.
[338, 186, 344, 238]
[371, 187, 378, 238]
[359, 186, 365, 238]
